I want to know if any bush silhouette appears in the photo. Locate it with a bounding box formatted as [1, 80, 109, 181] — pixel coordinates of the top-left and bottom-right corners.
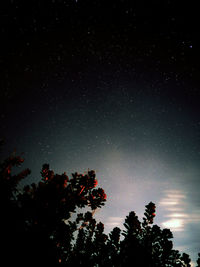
[0, 152, 198, 266]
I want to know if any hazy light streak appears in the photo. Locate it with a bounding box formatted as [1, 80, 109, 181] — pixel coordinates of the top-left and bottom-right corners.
[162, 219, 184, 231]
[106, 216, 124, 227]
[166, 213, 189, 218]
[160, 189, 186, 232]
[166, 194, 186, 199]
[159, 201, 179, 205]
[166, 207, 184, 211]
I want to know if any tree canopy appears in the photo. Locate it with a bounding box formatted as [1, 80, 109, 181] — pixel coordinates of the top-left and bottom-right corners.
[0, 152, 199, 266]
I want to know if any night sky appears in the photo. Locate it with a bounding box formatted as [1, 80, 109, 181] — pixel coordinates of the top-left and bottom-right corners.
[1, 0, 200, 264]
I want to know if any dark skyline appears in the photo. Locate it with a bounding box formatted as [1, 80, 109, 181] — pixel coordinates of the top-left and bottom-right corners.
[1, 1, 200, 265]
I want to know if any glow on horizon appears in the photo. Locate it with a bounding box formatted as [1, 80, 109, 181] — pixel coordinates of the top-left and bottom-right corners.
[159, 189, 186, 232]
[162, 218, 184, 231]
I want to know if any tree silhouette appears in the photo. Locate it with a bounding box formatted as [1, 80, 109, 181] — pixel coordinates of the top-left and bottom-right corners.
[197, 253, 200, 267]
[0, 151, 199, 266]
[0, 154, 31, 265]
[107, 227, 121, 266]
[0, 153, 106, 265]
[181, 253, 191, 267]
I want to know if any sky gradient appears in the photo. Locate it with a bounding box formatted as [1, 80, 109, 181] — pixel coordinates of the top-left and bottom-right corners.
[1, 1, 200, 265]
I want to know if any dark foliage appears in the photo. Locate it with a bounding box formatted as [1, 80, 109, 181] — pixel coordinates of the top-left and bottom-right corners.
[197, 253, 200, 267]
[0, 152, 198, 266]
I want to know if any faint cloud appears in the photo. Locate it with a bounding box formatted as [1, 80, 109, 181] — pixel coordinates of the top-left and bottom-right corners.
[166, 207, 184, 212]
[159, 200, 179, 206]
[167, 213, 189, 218]
[162, 218, 184, 231]
[159, 189, 186, 232]
[159, 189, 200, 233]
[105, 216, 124, 227]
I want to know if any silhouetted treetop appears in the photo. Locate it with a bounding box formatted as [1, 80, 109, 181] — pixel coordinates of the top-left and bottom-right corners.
[0, 151, 198, 266]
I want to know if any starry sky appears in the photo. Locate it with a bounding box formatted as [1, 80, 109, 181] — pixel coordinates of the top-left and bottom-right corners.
[1, 0, 200, 264]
